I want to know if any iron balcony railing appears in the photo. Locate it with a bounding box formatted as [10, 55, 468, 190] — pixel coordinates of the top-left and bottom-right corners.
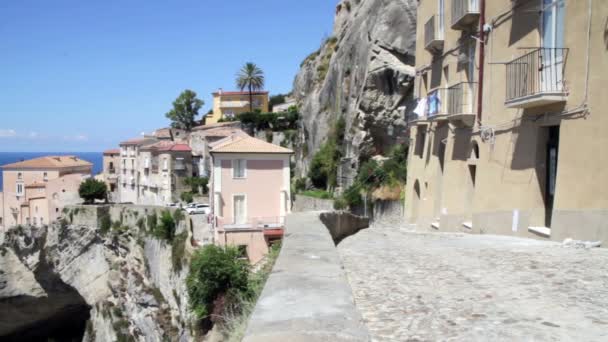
[424, 15, 444, 51]
[451, 0, 479, 29]
[448, 82, 477, 115]
[505, 48, 568, 103]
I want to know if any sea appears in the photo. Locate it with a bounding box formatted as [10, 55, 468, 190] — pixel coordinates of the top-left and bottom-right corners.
[0, 152, 103, 191]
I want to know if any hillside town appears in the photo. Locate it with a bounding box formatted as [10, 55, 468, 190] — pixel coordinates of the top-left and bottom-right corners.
[1, 0, 607, 341]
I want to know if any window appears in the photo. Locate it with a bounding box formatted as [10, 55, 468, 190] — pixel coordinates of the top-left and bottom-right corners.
[415, 127, 427, 157]
[237, 245, 249, 260]
[163, 158, 168, 170]
[17, 172, 22, 180]
[43, 172, 48, 181]
[233, 160, 246, 178]
[233, 195, 246, 224]
[16, 183, 24, 196]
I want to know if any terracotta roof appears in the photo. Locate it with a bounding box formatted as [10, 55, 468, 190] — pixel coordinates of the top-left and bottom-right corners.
[142, 141, 192, 152]
[212, 90, 269, 96]
[2, 156, 93, 170]
[210, 135, 293, 154]
[103, 149, 120, 155]
[120, 137, 156, 146]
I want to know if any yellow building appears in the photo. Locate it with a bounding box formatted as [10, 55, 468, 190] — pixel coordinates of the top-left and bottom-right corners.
[406, 0, 608, 244]
[205, 89, 269, 125]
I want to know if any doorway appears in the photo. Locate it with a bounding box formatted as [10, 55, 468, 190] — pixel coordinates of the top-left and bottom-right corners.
[544, 126, 560, 227]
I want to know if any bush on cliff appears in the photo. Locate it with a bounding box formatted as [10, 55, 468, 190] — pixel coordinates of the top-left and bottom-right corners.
[79, 178, 107, 204]
[187, 245, 249, 320]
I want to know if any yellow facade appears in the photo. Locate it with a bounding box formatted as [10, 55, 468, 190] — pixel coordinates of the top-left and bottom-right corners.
[406, 0, 608, 244]
[205, 90, 269, 125]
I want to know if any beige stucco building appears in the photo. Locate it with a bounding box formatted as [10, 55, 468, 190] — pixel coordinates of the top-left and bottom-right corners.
[406, 0, 607, 244]
[189, 121, 246, 178]
[0, 156, 92, 229]
[205, 89, 269, 125]
[210, 135, 292, 264]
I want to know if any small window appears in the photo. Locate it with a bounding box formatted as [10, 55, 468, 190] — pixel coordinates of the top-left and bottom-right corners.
[43, 172, 48, 181]
[17, 172, 22, 180]
[237, 245, 249, 260]
[233, 160, 246, 178]
[16, 183, 24, 196]
[163, 158, 168, 170]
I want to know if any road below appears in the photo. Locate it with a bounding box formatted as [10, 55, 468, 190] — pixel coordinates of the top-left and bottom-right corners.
[338, 226, 608, 341]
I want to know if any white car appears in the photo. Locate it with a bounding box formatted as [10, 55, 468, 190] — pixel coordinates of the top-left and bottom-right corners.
[185, 204, 210, 215]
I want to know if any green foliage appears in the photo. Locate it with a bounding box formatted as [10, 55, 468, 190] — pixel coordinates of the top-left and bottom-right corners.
[147, 213, 157, 232]
[173, 209, 185, 223]
[316, 37, 339, 83]
[268, 94, 286, 112]
[165, 89, 204, 131]
[265, 130, 273, 143]
[184, 177, 209, 194]
[333, 197, 348, 210]
[187, 245, 250, 319]
[100, 213, 112, 234]
[300, 189, 333, 199]
[293, 178, 306, 193]
[154, 211, 176, 241]
[301, 50, 320, 67]
[136, 217, 145, 231]
[181, 191, 194, 204]
[171, 232, 188, 272]
[308, 116, 346, 190]
[78, 178, 107, 204]
[343, 183, 363, 208]
[235, 110, 299, 132]
[236, 62, 265, 112]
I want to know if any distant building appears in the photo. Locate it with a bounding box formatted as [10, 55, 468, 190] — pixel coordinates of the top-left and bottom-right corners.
[189, 121, 247, 178]
[102, 149, 120, 202]
[117, 138, 193, 205]
[209, 134, 292, 264]
[272, 98, 297, 113]
[205, 89, 269, 125]
[0, 156, 92, 229]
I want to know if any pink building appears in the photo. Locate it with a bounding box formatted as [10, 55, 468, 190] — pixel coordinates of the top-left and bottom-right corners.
[209, 135, 293, 264]
[0, 156, 92, 229]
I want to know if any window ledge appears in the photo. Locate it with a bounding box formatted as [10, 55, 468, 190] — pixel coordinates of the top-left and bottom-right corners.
[528, 226, 551, 237]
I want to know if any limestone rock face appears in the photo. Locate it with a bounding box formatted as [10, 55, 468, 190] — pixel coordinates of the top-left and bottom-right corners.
[0, 206, 195, 341]
[293, 0, 417, 188]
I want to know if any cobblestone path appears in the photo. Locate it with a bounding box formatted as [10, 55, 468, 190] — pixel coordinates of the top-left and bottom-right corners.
[338, 227, 608, 341]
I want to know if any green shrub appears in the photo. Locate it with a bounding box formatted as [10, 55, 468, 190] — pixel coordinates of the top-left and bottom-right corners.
[265, 130, 273, 143]
[343, 184, 363, 207]
[147, 213, 157, 232]
[100, 213, 112, 234]
[154, 211, 176, 241]
[184, 177, 209, 194]
[333, 197, 348, 210]
[136, 217, 145, 231]
[173, 209, 185, 223]
[293, 178, 307, 193]
[171, 232, 188, 272]
[78, 178, 107, 204]
[181, 192, 194, 203]
[187, 245, 250, 319]
[300, 189, 333, 199]
[308, 116, 345, 190]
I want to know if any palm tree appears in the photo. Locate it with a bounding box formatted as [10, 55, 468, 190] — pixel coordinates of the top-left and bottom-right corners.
[236, 62, 265, 112]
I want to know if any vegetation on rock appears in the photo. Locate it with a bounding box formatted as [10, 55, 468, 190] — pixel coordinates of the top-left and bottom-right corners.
[79, 178, 107, 204]
[166, 89, 204, 131]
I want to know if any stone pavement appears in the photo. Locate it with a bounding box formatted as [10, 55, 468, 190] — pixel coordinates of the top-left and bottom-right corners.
[338, 226, 608, 341]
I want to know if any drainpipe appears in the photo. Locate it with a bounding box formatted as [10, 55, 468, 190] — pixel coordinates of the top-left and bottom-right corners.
[477, 0, 486, 125]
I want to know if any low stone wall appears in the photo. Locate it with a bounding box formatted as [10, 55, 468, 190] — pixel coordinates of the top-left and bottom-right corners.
[320, 211, 370, 244]
[292, 195, 334, 212]
[243, 212, 370, 342]
[370, 200, 404, 228]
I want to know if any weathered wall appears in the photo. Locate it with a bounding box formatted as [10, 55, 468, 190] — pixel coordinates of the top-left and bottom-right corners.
[292, 195, 335, 212]
[370, 200, 404, 228]
[243, 212, 369, 342]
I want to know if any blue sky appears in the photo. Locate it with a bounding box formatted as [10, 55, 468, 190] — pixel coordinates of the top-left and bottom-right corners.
[0, 0, 336, 152]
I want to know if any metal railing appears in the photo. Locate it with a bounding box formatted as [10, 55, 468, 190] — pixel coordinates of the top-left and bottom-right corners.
[216, 216, 285, 231]
[451, 0, 479, 27]
[505, 48, 568, 102]
[426, 88, 448, 118]
[424, 15, 444, 49]
[448, 82, 477, 115]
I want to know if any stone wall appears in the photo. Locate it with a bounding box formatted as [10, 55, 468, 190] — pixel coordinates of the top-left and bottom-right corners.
[319, 211, 370, 244]
[292, 195, 334, 212]
[370, 200, 404, 228]
[243, 212, 369, 342]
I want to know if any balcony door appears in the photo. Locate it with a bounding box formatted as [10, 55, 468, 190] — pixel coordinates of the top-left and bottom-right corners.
[541, 0, 565, 93]
[233, 195, 246, 225]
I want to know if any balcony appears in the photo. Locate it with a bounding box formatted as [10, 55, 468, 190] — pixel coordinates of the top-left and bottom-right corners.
[505, 48, 568, 109]
[447, 82, 477, 126]
[451, 0, 480, 30]
[427, 88, 449, 121]
[424, 15, 444, 53]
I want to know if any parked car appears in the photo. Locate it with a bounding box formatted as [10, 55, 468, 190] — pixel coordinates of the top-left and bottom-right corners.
[185, 204, 210, 215]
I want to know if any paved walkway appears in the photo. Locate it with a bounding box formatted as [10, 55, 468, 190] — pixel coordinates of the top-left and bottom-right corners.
[338, 226, 608, 341]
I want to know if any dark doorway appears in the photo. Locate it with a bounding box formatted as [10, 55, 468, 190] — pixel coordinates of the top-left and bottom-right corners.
[544, 126, 560, 227]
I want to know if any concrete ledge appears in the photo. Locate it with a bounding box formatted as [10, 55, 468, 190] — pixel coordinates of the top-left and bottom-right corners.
[292, 195, 334, 212]
[243, 212, 370, 342]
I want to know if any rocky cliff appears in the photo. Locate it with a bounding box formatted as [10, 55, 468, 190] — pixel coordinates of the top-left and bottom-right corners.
[0, 205, 195, 341]
[293, 0, 417, 188]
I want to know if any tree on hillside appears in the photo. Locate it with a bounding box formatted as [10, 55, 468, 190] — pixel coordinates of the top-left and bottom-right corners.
[268, 94, 286, 112]
[166, 89, 204, 131]
[79, 178, 107, 204]
[236, 63, 265, 112]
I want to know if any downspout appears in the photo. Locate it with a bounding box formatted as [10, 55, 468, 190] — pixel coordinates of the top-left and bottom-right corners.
[477, 0, 486, 125]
